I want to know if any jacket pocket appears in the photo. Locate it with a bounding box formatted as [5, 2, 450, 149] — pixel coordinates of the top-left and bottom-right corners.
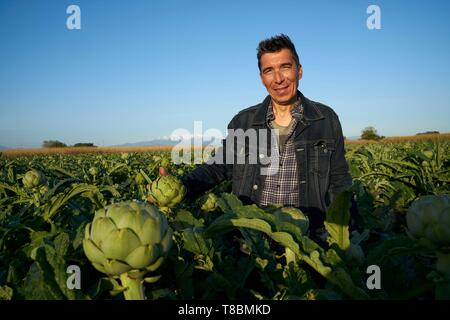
[309, 139, 335, 210]
[313, 139, 335, 176]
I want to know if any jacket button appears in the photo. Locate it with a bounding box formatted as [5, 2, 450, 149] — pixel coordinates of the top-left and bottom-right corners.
[259, 154, 265, 159]
[253, 184, 258, 190]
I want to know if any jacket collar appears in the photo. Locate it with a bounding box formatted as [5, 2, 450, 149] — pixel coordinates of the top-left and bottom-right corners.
[252, 90, 325, 126]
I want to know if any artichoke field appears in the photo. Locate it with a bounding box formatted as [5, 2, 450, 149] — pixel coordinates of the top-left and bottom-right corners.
[0, 141, 449, 300]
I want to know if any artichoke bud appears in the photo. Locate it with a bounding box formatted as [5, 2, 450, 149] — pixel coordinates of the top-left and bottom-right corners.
[199, 193, 219, 212]
[423, 150, 433, 160]
[148, 176, 186, 208]
[23, 169, 46, 189]
[135, 173, 146, 185]
[406, 195, 450, 249]
[88, 167, 98, 176]
[160, 158, 170, 169]
[39, 185, 49, 196]
[83, 201, 173, 278]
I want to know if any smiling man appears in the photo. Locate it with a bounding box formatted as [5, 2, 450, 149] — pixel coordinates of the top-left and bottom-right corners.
[176, 34, 353, 240]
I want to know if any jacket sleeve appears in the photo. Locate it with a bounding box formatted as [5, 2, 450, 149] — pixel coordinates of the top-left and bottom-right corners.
[328, 113, 353, 201]
[180, 120, 234, 199]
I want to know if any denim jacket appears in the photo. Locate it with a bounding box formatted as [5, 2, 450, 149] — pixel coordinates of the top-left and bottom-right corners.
[181, 91, 352, 230]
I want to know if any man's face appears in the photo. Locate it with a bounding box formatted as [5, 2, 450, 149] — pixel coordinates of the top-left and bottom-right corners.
[259, 48, 302, 106]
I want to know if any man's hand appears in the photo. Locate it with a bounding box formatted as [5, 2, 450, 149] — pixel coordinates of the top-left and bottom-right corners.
[147, 167, 170, 204]
[159, 166, 169, 176]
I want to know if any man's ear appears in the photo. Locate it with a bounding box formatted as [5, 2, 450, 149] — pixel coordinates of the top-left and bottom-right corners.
[297, 64, 303, 80]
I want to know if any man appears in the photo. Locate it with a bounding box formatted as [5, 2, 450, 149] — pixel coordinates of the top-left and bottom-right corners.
[162, 34, 353, 239]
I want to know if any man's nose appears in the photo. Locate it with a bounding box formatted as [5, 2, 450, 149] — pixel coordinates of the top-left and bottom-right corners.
[274, 70, 284, 84]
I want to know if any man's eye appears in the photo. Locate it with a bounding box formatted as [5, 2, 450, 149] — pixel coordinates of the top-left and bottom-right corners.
[281, 65, 292, 69]
[263, 69, 273, 74]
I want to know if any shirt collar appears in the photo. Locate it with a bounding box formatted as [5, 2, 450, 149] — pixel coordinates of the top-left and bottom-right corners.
[266, 96, 303, 125]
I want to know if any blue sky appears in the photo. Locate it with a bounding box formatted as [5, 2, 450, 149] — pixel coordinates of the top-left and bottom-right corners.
[0, 0, 449, 147]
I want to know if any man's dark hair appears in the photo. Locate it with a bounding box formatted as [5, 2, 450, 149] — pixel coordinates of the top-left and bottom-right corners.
[257, 34, 300, 71]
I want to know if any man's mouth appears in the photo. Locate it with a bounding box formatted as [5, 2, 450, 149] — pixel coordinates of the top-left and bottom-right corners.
[274, 86, 289, 94]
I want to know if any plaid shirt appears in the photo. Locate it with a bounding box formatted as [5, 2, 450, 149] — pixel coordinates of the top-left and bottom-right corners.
[259, 99, 303, 207]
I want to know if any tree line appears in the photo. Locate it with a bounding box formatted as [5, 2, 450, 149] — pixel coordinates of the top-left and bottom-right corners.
[42, 140, 97, 148]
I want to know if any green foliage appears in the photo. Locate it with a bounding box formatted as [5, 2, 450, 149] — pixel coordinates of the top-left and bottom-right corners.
[73, 143, 96, 147]
[0, 142, 449, 300]
[416, 131, 440, 135]
[360, 126, 384, 141]
[42, 140, 67, 148]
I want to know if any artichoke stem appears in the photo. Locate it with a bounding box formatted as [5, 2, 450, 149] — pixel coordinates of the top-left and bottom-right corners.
[159, 207, 173, 217]
[119, 273, 145, 300]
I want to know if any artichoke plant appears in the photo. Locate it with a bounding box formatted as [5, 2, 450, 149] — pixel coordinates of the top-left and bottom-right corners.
[88, 167, 98, 177]
[406, 195, 450, 275]
[23, 169, 46, 189]
[406, 195, 450, 249]
[147, 175, 186, 211]
[199, 193, 219, 212]
[160, 158, 170, 169]
[345, 243, 365, 267]
[274, 207, 309, 235]
[83, 201, 173, 299]
[135, 172, 146, 185]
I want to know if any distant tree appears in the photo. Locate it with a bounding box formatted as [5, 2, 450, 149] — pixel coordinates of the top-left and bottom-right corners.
[42, 140, 67, 148]
[73, 143, 96, 147]
[416, 131, 440, 135]
[361, 126, 384, 141]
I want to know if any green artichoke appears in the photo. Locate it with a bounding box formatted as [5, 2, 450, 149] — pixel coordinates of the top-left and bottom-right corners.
[88, 167, 98, 176]
[274, 207, 309, 235]
[147, 175, 186, 210]
[199, 193, 219, 212]
[23, 169, 46, 189]
[406, 195, 450, 277]
[135, 172, 146, 185]
[423, 150, 434, 160]
[160, 158, 170, 169]
[39, 184, 49, 196]
[83, 201, 173, 299]
[406, 195, 450, 249]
